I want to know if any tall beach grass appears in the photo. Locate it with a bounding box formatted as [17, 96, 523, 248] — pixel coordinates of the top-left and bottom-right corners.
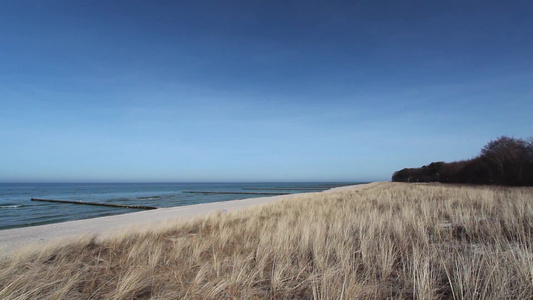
[1, 182, 533, 299]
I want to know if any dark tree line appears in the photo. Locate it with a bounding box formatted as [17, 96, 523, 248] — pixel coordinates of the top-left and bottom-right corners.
[392, 136, 533, 186]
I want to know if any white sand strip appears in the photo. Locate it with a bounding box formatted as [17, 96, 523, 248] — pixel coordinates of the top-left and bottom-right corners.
[0, 183, 376, 254]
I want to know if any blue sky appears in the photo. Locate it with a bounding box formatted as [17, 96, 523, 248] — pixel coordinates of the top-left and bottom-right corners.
[1, 1, 532, 182]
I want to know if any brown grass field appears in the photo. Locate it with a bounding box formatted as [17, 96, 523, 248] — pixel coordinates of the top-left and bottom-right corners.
[1, 182, 533, 299]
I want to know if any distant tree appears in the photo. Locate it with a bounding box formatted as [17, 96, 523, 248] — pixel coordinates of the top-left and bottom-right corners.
[438, 161, 465, 183]
[526, 138, 533, 185]
[391, 162, 444, 182]
[391, 136, 533, 186]
[527, 138, 533, 163]
[479, 136, 530, 185]
[392, 168, 419, 182]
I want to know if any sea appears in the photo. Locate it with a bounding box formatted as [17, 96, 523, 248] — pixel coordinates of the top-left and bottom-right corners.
[0, 182, 362, 230]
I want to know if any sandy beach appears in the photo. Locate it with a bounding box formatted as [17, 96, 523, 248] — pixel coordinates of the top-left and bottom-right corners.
[0, 183, 375, 254]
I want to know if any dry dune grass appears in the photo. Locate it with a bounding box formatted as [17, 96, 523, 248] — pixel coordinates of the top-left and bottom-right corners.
[2, 182, 533, 299]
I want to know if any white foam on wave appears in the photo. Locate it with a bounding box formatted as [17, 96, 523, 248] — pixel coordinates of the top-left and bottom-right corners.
[0, 205, 22, 209]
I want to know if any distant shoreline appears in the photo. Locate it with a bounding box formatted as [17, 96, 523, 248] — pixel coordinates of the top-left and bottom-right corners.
[0, 183, 375, 254]
[0, 182, 366, 231]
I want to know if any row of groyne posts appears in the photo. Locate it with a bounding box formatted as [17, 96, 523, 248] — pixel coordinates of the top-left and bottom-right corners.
[30, 187, 329, 210]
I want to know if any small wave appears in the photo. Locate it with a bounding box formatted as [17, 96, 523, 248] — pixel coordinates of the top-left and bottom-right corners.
[0, 205, 22, 209]
[137, 196, 161, 200]
[113, 198, 132, 202]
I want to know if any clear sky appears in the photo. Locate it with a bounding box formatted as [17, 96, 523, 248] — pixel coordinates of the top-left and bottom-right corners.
[1, 1, 532, 182]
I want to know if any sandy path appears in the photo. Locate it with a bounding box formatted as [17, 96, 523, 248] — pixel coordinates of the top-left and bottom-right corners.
[0, 183, 377, 254]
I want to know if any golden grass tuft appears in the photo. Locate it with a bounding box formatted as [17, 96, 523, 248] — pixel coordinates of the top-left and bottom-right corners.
[1, 182, 533, 299]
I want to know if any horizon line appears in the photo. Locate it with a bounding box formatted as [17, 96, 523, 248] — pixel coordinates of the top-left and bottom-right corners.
[0, 180, 374, 184]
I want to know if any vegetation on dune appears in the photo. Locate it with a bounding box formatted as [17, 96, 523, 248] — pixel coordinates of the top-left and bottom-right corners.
[392, 136, 533, 186]
[2, 182, 533, 299]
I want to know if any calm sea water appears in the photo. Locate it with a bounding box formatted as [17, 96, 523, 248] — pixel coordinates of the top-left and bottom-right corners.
[0, 182, 361, 230]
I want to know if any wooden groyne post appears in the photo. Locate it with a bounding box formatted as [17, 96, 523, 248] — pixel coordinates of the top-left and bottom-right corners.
[31, 198, 158, 210]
